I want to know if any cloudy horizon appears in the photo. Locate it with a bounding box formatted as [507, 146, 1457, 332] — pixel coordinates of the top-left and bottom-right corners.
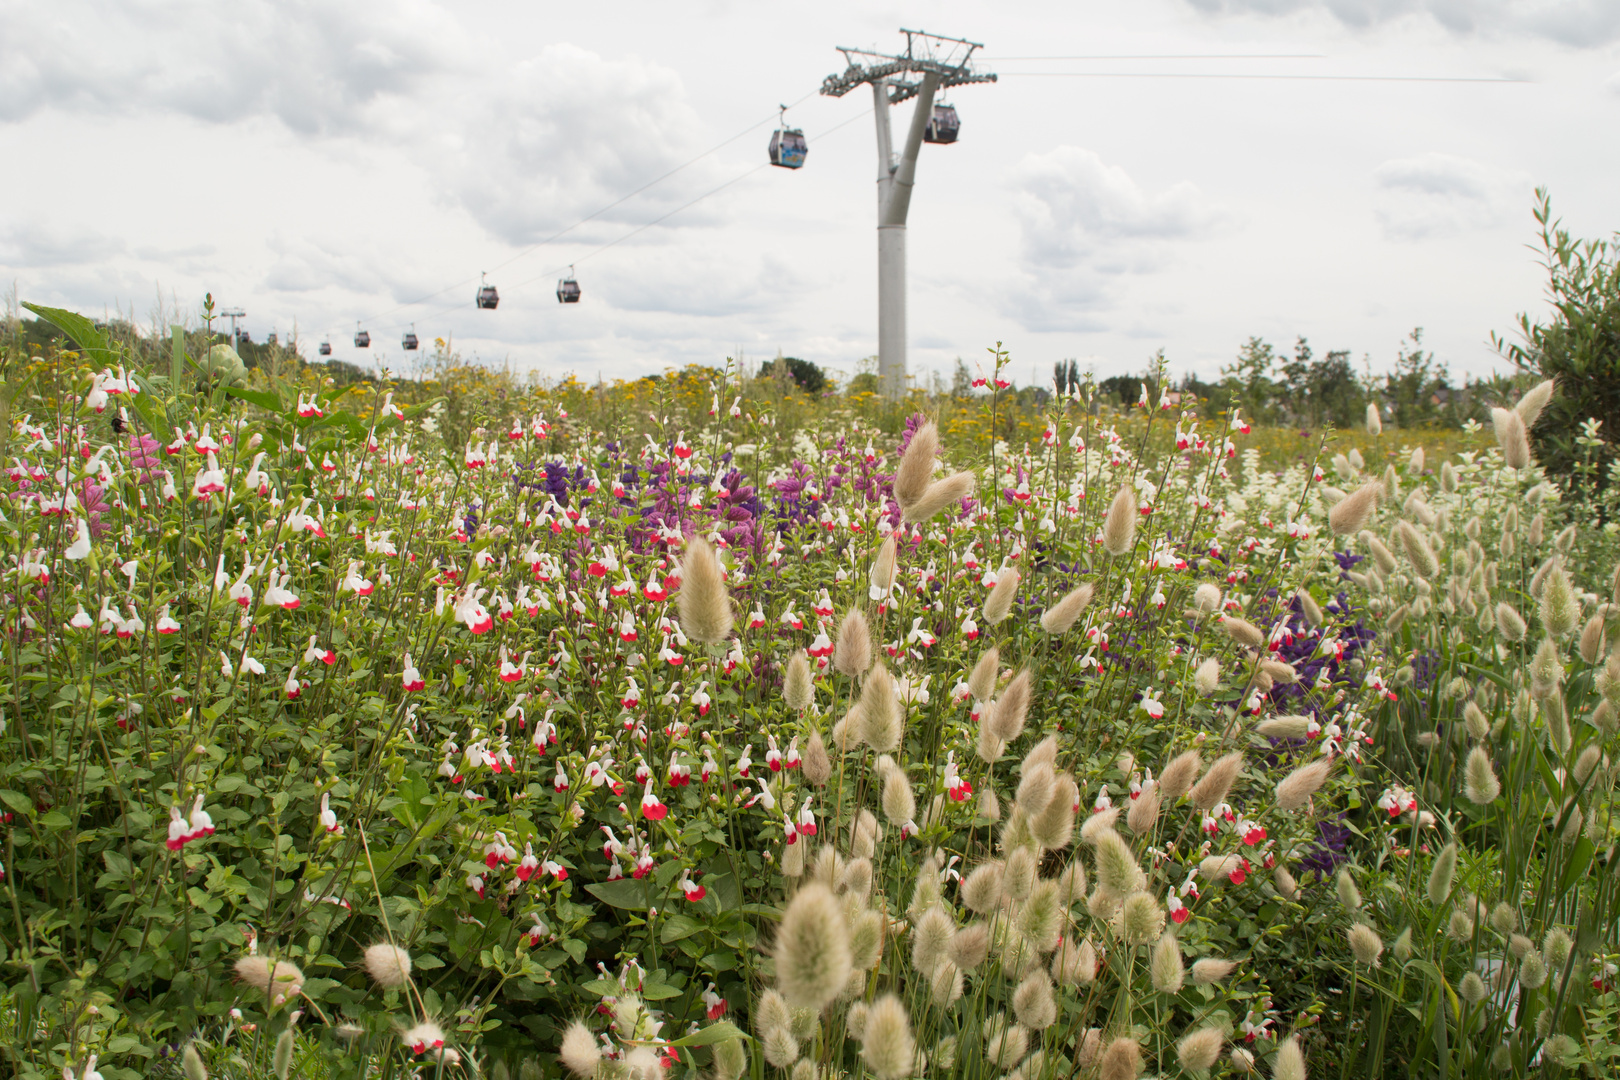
[3, 0, 1617, 389]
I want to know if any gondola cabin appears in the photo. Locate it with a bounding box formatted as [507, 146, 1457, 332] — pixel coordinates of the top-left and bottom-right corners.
[476, 273, 500, 309]
[557, 273, 581, 304]
[769, 127, 808, 169]
[355, 328, 371, 348]
[403, 331, 419, 351]
[318, 340, 332, 356]
[923, 104, 960, 144]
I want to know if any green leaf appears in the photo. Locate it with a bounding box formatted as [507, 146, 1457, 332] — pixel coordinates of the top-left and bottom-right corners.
[23, 302, 114, 363]
[0, 789, 33, 816]
[660, 914, 703, 944]
[222, 385, 285, 413]
[666, 1022, 747, 1048]
[1560, 838, 1596, 894]
[586, 878, 663, 910]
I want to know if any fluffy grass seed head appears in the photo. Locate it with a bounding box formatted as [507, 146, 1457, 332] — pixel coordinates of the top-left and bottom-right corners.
[903, 470, 975, 524]
[1125, 784, 1159, 833]
[677, 535, 733, 644]
[363, 942, 413, 989]
[1460, 971, 1488, 1005]
[1275, 758, 1331, 811]
[1427, 843, 1458, 905]
[833, 608, 873, 678]
[1030, 774, 1078, 851]
[1102, 484, 1139, 556]
[1094, 828, 1146, 894]
[1580, 615, 1608, 664]
[1120, 890, 1166, 944]
[183, 1044, 208, 1080]
[802, 729, 830, 786]
[988, 668, 1032, 742]
[1040, 582, 1095, 634]
[1193, 582, 1223, 614]
[1329, 480, 1382, 536]
[1189, 752, 1245, 811]
[774, 884, 852, 1011]
[1192, 957, 1238, 984]
[1150, 930, 1184, 992]
[911, 906, 955, 976]
[1160, 749, 1202, 799]
[1178, 1027, 1224, 1072]
[1544, 926, 1573, 970]
[1259, 714, 1313, 739]
[1397, 520, 1440, 580]
[1273, 1036, 1307, 1080]
[1348, 923, 1384, 967]
[1221, 616, 1264, 648]
[1193, 657, 1221, 696]
[784, 652, 814, 710]
[1496, 602, 1527, 642]
[968, 646, 1000, 702]
[1517, 378, 1555, 427]
[962, 862, 1005, 914]
[1463, 701, 1490, 740]
[1337, 867, 1362, 912]
[273, 1029, 294, 1080]
[870, 535, 898, 597]
[1016, 760, 1056, 817]
[880, 768, 915, 825]
[560, 1020, 602, 1078]
[1099, 1036, 1143, 1080]
[1274, 864, 1299, 900]
[858, 664, 902, 752]
[984, 1017, 1029, 1071]
[1539, 560, 1579, 638]
[1013, 970, 1058, 1030]
[1492, 406, 1532, 470]
[1017, 879, 1064, 952]
[1298, 588, 1323, 626]
[1366, 402, 1383, 435]
[892, 422, 938, 509]
[858, 994, 914, 1080]
[983, 567, 1022, 626]
[1465, 745, 1501, 804]
[712, 1037, 747, 1080]
[951, 922, 991, 969]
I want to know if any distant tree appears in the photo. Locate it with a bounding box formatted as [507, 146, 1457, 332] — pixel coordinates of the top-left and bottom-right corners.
[759, 356, 826, 394]
[1221, 336, 1280, 422]
[1495, 187, 1620, 493]
[1381, 329, 1451, 428]
[1307, 349, 1363, 428]
[1097, 375, 1142, 407]
[951, 357, 974, 398]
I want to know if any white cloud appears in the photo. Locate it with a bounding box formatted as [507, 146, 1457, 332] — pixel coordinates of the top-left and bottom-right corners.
[0, 220, 125, 266]
[1001, 146, 1225, 331]
[0, 0, 467, 133]
[1607, 71, 1620, 96]
[1372, 153, 1528, 240]
[432, 45, 719, 245]
[1181, 0, 1620, 46]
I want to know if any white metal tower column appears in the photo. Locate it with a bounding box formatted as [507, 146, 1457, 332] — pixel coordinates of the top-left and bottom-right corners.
[872, 72, 938, 400]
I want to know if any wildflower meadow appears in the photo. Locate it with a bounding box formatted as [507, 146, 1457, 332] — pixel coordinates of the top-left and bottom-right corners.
[6, 302, 1620, 1080]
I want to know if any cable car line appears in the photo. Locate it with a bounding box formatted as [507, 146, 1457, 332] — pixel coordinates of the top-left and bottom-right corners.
[351, 106, 874, 343]
[998, 71, 1526, 82]
[329, 89, 822, 335]
[986, 53, 1326, 60]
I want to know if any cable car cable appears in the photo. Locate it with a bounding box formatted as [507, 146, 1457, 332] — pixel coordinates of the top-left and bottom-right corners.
[332, 89, 822, 333]
[365, 106, 874, 334]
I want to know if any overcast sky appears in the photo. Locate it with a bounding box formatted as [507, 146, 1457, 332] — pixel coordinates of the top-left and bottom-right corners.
[3, 0, 1618, 388]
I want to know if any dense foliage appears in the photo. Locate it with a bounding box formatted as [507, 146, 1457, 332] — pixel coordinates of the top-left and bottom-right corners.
[4, 303, 1620, 1080]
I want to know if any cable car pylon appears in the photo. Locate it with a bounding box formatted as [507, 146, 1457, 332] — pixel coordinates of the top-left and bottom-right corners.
[821, 29, 995, 398]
